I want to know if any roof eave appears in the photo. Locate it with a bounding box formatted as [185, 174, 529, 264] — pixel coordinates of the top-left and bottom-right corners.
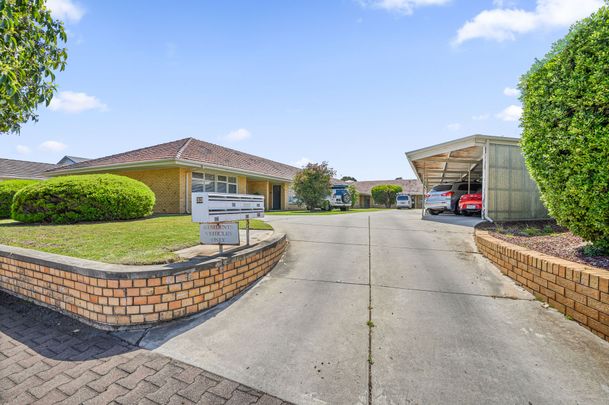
[47, 158, 294, 182]
[405, 134, 519, 162]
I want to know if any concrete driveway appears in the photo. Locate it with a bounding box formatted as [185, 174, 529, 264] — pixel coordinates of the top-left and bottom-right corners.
[140, 210, 609, 404]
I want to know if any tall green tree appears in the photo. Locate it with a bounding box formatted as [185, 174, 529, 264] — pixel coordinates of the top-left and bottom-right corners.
[371, 185, 402, 208]
[1, 0, 68, 134]
[519, 4, 609, 250]
[292, 162, 335, 211]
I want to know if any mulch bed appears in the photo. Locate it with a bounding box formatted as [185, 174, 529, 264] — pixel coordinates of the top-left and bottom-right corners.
[478, 220, 609, 270]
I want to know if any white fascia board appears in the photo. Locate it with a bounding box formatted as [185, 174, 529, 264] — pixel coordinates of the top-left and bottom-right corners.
[47, 158, 293, 183]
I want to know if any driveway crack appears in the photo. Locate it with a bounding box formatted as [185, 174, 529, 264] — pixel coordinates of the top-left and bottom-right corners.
[367, 216, 373, 405]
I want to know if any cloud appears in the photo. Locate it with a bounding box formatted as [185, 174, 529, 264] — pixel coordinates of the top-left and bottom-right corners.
[223, 128, 251, 142]
[358, 0, 451, 15]
[503, 87, 520, 97]
[49, 91, 107, 113]
[496, 105, 523, 121]
[294, 157, 313, 168]
[454, 0, 604, 44]
[39, 141, 67, 152]
[472, 114, 490, 121]
[446, 123, 462, 131]
[46, 0, 85, 23]
[16, 145, 31, 155]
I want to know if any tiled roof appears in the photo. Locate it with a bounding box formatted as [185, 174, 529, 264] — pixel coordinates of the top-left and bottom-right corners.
[57, 156, 90, 165]
[351, 179, 424, 195]
[0, 158, 58, 180]
[48, 138, 300, 180]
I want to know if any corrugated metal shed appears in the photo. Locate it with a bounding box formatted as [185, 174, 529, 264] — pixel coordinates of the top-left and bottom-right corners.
[405, 134, 548, 221]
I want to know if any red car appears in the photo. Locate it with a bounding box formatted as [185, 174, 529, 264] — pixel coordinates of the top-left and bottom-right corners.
[458, 193, 482, 216]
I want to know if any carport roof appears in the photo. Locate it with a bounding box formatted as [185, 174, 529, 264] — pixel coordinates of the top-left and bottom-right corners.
[405, 134, 520, 189]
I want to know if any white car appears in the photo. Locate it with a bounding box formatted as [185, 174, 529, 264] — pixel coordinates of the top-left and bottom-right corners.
[424, 182, 481, 215]
[396, 193, 413, 209]
[322, 185, 352, 211]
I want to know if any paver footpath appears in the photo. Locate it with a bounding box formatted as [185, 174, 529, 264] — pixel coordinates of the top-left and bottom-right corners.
[0, 291, 290, 405]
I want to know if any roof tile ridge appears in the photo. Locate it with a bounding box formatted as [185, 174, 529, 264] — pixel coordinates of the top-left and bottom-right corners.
[175, 137, 194, 160]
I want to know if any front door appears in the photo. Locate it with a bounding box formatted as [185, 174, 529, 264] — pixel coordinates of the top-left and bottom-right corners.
[272, 185, 282, 210]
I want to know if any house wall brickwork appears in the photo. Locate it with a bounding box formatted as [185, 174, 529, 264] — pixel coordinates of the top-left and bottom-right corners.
[476, 230, 609, 342]
[0, 235, 287, 330]
[116, 168, 184, 214]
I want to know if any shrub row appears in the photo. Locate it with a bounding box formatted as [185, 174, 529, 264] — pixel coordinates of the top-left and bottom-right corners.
[519, 5, 609, 249]
[0, 180, 40, 218]
[1, 174, 155, 224]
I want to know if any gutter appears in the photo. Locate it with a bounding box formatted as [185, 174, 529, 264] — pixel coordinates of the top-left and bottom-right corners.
[46, 158, 294, 183]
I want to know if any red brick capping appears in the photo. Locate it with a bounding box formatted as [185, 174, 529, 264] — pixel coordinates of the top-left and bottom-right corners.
[0, 234, 287, 330]
[476, 230, 609, 342]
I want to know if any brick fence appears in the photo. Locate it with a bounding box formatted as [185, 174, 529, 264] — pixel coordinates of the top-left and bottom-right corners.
[0, 234, 287, 330]
[476, 230, 609, 342]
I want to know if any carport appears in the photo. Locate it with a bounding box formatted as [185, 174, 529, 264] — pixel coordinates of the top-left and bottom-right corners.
[405, 134, 547, 221]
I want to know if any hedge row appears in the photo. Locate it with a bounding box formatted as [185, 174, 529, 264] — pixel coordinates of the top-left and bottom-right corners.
[2, 174, 155, 224]
[519, 5, 609, 249]
[0, 180, 40, 218]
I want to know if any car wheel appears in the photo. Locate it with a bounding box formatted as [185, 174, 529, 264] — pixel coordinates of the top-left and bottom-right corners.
[428, 209, 440, 216]
[340, 207, 347, 211]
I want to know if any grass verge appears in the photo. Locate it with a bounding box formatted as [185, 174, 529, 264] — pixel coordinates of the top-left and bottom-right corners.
[0, 215, 271, 265]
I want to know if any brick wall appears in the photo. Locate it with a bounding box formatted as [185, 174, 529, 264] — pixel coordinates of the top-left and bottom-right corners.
[116, 168, 185, 214]
[476, 230, 609, 342]
[0, 235, 287, 330]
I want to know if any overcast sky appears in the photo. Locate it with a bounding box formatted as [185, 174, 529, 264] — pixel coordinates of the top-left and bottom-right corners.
[1, 0, 603, 180]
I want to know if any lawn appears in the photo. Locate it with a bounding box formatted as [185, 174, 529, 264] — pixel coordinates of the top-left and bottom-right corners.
[265, 208, 387, 216]
[0, 215, 272, 265]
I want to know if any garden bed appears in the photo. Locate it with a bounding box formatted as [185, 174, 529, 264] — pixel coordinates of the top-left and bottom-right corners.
[0, 215, 271, 265]
[479, 220, 609, 271]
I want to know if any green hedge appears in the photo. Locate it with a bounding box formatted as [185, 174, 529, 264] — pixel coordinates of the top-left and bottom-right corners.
[519, 6, 609, 249]
[371, 185, 402, 208]
[0, 180, 39, 218]
[11, 174, 155, 224]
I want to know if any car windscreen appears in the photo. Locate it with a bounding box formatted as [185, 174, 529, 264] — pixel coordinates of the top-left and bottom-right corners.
[457, 183, 481, 192]
[431, 184, 452, 192]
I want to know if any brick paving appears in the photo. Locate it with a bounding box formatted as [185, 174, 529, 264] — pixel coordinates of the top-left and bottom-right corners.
[0, 292, 290, 405]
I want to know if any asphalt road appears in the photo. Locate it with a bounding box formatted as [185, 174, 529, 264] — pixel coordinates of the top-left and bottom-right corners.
[141, 210, 609, 404]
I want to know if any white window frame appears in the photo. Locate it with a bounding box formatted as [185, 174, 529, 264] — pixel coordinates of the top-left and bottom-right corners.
[192, 172, 238, 194]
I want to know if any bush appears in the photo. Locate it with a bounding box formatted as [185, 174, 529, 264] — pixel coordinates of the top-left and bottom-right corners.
[292, 162, 335, 211]
[0, 180, 39, 218]
[371, 185, 402, 208]
[519, 6, 609, 249]
[11, 174, 155, 224]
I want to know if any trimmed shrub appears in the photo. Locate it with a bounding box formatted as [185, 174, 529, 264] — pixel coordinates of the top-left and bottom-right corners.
[11, 174, 155, 224]
[519, 6, 609, 249]
[371, 185, 402, 208]
[0, 180, 39, 218]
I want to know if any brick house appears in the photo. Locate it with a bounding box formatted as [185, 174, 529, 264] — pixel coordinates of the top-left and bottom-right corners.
[46, 138, 300, 213]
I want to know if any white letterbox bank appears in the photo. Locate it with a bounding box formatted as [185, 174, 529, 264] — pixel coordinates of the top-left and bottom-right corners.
[191, 192, 265, 250]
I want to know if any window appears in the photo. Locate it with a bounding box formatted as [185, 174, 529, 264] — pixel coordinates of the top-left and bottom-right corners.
[431, 184, 452, 192]
[192, 172, 238, 194]
[458, 183, 481, 192]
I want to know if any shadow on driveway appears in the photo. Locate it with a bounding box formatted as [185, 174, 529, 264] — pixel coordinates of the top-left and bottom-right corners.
[422, 212, 486, 228]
